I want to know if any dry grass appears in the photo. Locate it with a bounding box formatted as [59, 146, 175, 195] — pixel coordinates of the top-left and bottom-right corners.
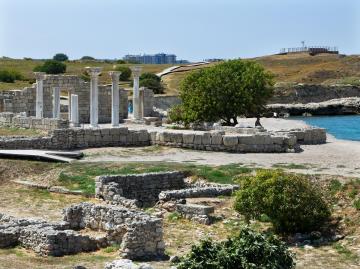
[162, 53, 360, 94]
[0, 58, 172, 91]
[0, 127, 47, 137]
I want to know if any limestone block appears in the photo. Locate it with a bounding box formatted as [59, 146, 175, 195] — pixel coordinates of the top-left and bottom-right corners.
[193, 134, 202, 145]
[210, 134, 223, 145]
[223, 135, 238, 146]
[238, 135, 255, 145]
[201, 132, 211, 145]
[182, 133, 194, 144]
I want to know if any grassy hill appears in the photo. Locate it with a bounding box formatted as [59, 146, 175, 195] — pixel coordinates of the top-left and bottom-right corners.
[1, 53, 360, 94]
[162, 53, 360, 94]
[0, 58, 171, 91]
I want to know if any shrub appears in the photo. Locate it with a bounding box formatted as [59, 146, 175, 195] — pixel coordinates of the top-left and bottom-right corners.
[139, 72, 163, 94]
[114, 66, 132, 81]
[0, 69, 23, 83]
[178, 59, 274, 126]
[177, 226, 295, 269]
[33, 60, 66, 74]
[234, 170, 331, 233]
[53, 53, 68, 61]
[80, 56, 95, 61]
[168, 104, 187, 124]
[116, 59, 126, 64]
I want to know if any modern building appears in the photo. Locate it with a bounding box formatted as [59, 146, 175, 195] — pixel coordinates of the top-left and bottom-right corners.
[123, 53, 177, 64]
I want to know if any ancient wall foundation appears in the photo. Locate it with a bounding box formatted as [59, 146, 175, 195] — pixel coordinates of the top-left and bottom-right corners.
[96, 171, 186, 207]
[0, 112, 69, 131]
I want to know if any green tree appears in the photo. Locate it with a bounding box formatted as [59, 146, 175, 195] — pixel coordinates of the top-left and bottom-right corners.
[234, 170, 331, 233]
[53, 53, 69, 61]
[114, 66, 132, 81]
[177, 226, 295, 269]
[33, 60, 66, 74]
[139, 72, 164, 94]
[178, 59, 274, 126]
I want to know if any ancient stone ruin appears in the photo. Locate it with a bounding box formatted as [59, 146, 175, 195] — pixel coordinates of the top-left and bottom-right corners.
[0, 202, 165, 260]
[96, 171, 238, 225]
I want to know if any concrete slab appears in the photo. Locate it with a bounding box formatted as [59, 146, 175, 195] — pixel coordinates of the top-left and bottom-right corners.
[0, 150, 83, 163]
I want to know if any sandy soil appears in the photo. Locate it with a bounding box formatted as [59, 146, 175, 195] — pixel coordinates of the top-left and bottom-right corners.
[82, 118, 360, 178]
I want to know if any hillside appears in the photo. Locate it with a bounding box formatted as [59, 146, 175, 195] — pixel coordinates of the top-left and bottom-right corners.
[1, 53, 360, 94]
[162, 53, 360, 95]
[0, 58, 172, 91]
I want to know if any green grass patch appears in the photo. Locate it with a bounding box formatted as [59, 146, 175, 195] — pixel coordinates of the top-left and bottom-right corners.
[332, 243, 359, 261]
[353, 199, 360, 210]
[328, 179, 343, 195]
[56, 162, 252, 194]
[102, 244, 121, 253]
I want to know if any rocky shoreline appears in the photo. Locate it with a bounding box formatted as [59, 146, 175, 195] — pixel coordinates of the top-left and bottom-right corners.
[268, 97, 360, 116]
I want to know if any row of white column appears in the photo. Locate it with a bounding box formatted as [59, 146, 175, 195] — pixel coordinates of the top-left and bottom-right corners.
[34, 66, 143, 128]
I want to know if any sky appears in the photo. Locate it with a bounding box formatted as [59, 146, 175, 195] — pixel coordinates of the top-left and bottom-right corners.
[0, 0, 359, 61]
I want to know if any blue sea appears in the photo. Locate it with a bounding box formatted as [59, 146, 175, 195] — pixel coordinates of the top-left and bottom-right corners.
[290, 115, 360, 141]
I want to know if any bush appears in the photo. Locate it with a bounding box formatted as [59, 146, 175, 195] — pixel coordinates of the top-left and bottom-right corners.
[33, 60, 66, 74]
[116, 59, 126, 64]
[80, 56, 95, 61]
[178, 59, 274, 125]
[53, 53, 68, 61]
[0, 69, 23, 83]
[168, 104, 187, 124]
[139, 72, 163, 94]
[177, 226, 295, 269]
[114, 66, 132, 81]
[234, 170, 331, 233]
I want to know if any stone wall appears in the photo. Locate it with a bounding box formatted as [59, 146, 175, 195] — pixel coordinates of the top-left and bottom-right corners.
[0, 127, 326, 151]
[153, 95, 181, 111]
[0, 112, 69, 130]
[149, 130, 298, 153]
[96, 171, 186, 207]
[0, 127, 150, 150]
[63, 203, 165, 260]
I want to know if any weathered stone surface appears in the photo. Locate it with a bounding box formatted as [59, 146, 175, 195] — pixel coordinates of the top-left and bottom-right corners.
[96, 172, 185, 207]
[223, 135, 238, 146]
[104, 259, 154, 269]
[176, 204, 214, 225]
[63, 203, 165, 260]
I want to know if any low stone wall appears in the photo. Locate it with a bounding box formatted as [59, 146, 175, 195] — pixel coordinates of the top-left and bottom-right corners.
[0, 126, 326, 151]
[0, 127, 150, 150]
[276, 128, 327, 145]
[158, 185, 237, 202]
[0, 112, 69, 130]
[96, 172, 186, 207]
[63, 203, 165, 260]
[0, 213, 98, 256]
[150, 130, 298, 153]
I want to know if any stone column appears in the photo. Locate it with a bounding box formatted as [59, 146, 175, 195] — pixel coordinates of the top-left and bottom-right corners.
[52, 87, 61, 119]
[131, 66, 142, 120]
[109, 71, 121, 127]
[34, 72, 46, 118]
[70, 94, 79, 127]
[86, 67, 102, 127]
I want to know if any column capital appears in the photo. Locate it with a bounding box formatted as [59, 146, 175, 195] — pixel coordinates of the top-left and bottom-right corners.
[85, 67, 102, 77]
[34, 72, 46, 81]
[130, 66, 143, 78]
[108, 71, 121, 81]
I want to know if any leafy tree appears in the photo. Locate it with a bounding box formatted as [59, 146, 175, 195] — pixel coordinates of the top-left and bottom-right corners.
[177, 226, 295, 269]
[80, 56, 95, 61]
[53, 53, 69, 61]
[178, 59, 274, 126]
[116, 59, 126, 64]
[139, 72, 164, 94]
[0, 69, 23, 83]
[114, 66, 132, 81]
[234, 170, 331, 233]
[33, 60, 66, 74]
